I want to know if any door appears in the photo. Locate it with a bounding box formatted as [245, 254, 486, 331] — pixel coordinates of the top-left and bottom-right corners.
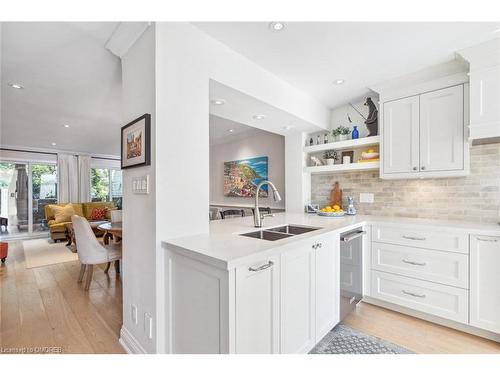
[235, 255, 280, 353]
[383, 95, 420, 174]
[419, 85, 464, 171]
[0, 162, 29, 236]
[280, 241, 315, 353]
[470, 235, 500, 334]
[315, 234, 339, 340]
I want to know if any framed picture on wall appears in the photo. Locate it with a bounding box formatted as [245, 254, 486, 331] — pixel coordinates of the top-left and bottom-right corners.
[121, 114, 151, 169]
[223, 156, 269, 198]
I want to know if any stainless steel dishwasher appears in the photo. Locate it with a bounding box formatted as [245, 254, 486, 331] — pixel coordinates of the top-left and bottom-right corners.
[339, 228, 366, 321]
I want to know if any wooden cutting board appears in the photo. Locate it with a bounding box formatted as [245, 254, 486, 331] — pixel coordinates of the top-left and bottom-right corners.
[330, 181, 342, 207]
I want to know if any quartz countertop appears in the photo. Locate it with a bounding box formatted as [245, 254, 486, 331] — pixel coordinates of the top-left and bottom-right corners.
[162, 212, 500, 270]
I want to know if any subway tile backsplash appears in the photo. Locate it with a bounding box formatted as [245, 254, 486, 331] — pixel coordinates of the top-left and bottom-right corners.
[311, 143, 500, 223]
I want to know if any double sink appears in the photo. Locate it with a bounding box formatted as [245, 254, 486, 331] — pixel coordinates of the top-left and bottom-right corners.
[240, 224, 321, 241]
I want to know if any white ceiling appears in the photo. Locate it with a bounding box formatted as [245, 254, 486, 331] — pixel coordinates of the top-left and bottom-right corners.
[210, 79, 319, 135]
[210, 115, 276, 146]
[0, 22, 123, 156]
[196, 22, 500, 108]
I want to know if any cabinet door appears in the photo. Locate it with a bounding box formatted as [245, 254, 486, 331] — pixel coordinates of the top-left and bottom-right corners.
[470, 67, 500, 129]
[280, 242, 315, 353]
[235, 255, 280, 353]
[419, 85, 464, 171]
[470, 235, 500, 334]
[383, 95, 420, 174]
[315, 234, 339, 340]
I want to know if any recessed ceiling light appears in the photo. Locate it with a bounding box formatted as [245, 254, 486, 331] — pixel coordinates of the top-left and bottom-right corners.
[283, 125, 294, 131]
[63, 124, 70, 128]
[210, 99, 226, 105]
[8, 83, 24, 89]
[228, 129, 234, 133]
[269, 22, 285, 32]
[333, 79, 345, 85]
[51, 142, 57, 146]
[253, 114, 266, 120]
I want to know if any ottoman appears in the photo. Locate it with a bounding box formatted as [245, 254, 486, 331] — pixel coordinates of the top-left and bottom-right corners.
[0, 241, 8, 263]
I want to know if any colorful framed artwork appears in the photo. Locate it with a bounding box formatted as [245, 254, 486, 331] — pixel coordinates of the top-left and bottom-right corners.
[121, 114, 151, 169]
[223, 156, 268, 198]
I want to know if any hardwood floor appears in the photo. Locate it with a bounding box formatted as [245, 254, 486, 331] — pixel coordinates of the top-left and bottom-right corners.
[343, 301, 500, 354]
[0, 241, 124, 354]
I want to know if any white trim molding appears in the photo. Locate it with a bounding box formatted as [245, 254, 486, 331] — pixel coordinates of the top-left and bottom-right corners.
[119, 326, 148, 354]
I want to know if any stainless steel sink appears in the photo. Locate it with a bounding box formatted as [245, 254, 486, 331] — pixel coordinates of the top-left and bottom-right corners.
[240, 230, 294, 241]
[240, 224, 322, 241]
[267, 225, 321, 235]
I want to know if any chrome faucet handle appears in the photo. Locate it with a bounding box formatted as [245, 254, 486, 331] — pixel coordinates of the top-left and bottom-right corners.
[261, 213, 274, 219]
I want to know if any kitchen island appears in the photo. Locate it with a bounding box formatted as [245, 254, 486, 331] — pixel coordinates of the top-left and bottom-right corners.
[162, 213, 500, 353]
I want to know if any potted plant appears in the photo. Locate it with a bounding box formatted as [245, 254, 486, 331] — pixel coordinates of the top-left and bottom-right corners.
[339, 126, 351, 141]
[331, 127, 341, 142]
[323, 150, 338, 165]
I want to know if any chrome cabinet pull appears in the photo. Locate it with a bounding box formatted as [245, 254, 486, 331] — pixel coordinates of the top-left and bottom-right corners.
[476, 237, 498, 242]
[342, 230, 367, 242]
[413, 167, 417, 171]
[421, 166, 426, 170]
[402, 259, 426, 266]
[248, 261, 274, 272]
[312, 243, 322, 249]
[402, 235, 426, 241]
[402, 290, 426, 298]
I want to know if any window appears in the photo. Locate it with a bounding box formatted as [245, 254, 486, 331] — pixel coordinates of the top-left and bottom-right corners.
[91, 167, 122, 209]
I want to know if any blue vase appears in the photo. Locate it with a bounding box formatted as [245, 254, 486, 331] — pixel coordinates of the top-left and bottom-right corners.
[352, 126, 359, 139]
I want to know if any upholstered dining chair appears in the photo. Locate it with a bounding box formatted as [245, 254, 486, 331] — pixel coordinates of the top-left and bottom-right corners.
[220, 209, 245, 219]
[71, 215, 122, 290]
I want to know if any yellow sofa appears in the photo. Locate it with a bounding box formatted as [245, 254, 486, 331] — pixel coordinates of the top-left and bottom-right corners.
[45, 202, 116, 241]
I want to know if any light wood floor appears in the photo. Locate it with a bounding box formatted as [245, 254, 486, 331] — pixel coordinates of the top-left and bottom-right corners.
[344, 301, 500, 354]
[0, 241, 124, 354]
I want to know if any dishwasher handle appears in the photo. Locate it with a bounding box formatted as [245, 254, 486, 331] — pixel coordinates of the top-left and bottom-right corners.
[341, 230, 367, 242]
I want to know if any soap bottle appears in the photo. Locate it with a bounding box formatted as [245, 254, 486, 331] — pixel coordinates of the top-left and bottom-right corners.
[352, 126, 359, 139]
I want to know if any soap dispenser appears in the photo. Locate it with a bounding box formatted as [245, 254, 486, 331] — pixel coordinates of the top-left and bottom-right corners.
[346, 196, 357, 215]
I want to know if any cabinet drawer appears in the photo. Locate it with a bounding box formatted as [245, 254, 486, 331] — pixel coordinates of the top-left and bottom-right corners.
[371, 270, 468, 324]
[371, 242, 469, 288]
[372, 224, 468, 254]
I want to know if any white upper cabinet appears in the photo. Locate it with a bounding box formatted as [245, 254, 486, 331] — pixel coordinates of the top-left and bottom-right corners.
[419, 85, 464, 171]
[383, 95, 420, 174]
[470, 235, 500, 334]
[381, 84, 468, 179]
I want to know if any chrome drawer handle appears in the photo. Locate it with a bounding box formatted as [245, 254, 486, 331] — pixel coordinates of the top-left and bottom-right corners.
[477, 237, 498, 242]
[248, 261, 274, 272]
[402, 259, 426, 266]
[402, 290, 426, 298]
[402, 235, 426, 241]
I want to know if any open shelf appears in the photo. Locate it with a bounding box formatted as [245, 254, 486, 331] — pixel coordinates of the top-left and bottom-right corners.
[304, 161, 380, 175]
[303, 135, 380, 154]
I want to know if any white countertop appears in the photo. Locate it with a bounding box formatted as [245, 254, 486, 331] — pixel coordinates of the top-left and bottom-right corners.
[162, 212, 500, 270]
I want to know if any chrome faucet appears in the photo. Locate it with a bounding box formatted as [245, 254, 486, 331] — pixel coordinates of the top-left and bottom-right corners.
[254, 180, 282, 227]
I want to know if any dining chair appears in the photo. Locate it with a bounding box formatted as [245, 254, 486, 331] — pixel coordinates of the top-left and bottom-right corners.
[209, 207, 220, 220]
[220, 209, 245, 219]
[71, 215, 122, 290]
[251, 207, 272, 216]
[110, 209, 122, 223]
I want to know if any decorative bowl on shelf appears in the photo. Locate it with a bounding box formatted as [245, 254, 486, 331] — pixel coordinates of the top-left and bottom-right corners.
[361, 151, 380, 160]
[317, 211, 346, 217]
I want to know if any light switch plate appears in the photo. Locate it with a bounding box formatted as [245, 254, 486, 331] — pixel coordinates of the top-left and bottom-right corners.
[132, 175, 149, 194]
[360, 193, 374, 203]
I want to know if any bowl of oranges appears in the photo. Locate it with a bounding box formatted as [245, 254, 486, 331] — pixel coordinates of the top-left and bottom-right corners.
[318, 204, 345, 217]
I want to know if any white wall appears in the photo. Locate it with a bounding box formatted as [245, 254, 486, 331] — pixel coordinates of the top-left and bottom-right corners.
[120, 25, 156, 354]
[154, 23, 329, 353]
[210, 129, 285, 210]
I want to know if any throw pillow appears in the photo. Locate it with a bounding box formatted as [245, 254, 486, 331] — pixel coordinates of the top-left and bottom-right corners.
[51, 204, 76, 224]
[90, 207, 108, 221]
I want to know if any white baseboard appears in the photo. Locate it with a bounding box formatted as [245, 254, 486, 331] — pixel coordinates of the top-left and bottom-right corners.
[119, 326, 147, 354]
[363, 296, 500, 343]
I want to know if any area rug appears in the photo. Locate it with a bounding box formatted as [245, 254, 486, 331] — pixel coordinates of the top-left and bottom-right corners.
[23, 238, 78, 269]
[310, 323, 414, 354]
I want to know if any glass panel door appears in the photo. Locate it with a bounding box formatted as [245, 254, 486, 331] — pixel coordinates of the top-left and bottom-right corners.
[110, 169, 123, 209]
[91, 168, 110, 202]
[0, 162, 29, 236]
[31, 163, 58, 233]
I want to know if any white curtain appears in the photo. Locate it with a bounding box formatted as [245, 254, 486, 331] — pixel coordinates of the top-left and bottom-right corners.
[58, 153, 79, 203]
[78, 155, 91, 202]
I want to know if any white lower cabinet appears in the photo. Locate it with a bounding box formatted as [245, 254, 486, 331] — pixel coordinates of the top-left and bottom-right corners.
[279, 233, 339, 353]
[235, 255, 280, 353]
[470, 235, 500, 334]
[371, 270, 469, 324]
